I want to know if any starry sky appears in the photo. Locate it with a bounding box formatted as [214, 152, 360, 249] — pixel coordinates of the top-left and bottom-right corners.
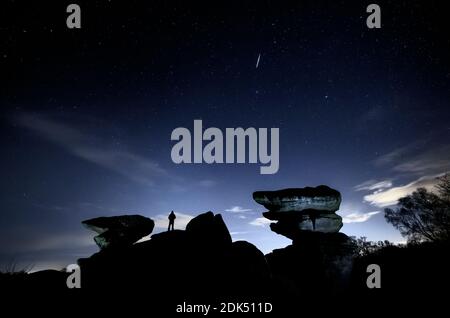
[1, 1, 449, 271]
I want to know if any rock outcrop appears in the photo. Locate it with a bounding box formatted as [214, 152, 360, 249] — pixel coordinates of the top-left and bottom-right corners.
[82, 215, 155, 249]
[2, 188, 448, 309]
[78, 211, 271, 296]
[254, 185, 355, 294]
[185, 211, 232, 247]
[266, 231, 356, 294]
[253, 185, 343, 239]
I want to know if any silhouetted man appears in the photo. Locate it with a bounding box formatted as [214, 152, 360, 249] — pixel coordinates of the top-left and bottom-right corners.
[168, 211, 176, 231]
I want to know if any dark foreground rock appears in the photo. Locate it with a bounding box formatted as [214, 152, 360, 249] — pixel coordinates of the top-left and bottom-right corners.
[185, 211, 232, 247]
[78, 211, 271, 296]
[2, 210, 449, 315]
[76, 210, 355, 296]
[266, 232, 356, 296]
[82, 214, 155, 249]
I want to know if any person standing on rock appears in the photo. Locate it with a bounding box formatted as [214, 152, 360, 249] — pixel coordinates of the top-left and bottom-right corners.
[168, 211, 176, 231]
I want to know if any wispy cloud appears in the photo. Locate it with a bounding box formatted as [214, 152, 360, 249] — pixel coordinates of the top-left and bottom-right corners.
[342, 211, 380, 223]
[363, 173, 444, 207]
[374, 144, 412, 166]
[375, 143, 450, 175]
[360, 137, 450, 208]
[249, 217, 274, 227]
[392, 146, 450, 174]
[354, 180, 392, 192]
[230, 231, 248, 236]
[1, 230, 95, 253]
[32, 233, 95, 251]
[14, 112, 170, 186]
[225, 206, 252, 213]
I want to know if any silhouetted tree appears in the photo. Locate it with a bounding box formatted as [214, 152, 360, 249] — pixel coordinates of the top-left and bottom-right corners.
[436, 174, 450, 200]
[384, 174, 450, 243]
[351, 236, 394, 257]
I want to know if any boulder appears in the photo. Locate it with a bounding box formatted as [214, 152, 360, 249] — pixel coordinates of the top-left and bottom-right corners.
[82, 214, 154, 249]
[253, 186, 343, 239]
[253, 185, 341, 212]
[185, 211, 232, 247]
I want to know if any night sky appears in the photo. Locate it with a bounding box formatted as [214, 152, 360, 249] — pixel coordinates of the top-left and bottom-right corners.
[1, 1, 449, 271]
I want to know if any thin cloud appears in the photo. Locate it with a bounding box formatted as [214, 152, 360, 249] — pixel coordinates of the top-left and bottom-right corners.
[342, 211, 380, 223]
[14, 112, 170, 186]
[1, 231, 95, 253]
[230, 231, 248, 236]
[392, 146, 450, 173]
[354, 180, 392, 192]
[375, 143, 450, 175]
[249, 217, 274, 227]
[33, 233, 95, 251]
[225, 206, 252, 213]
[363, 139, 450, 208]
[363, 173, 445, 207]
[374, 145, 412, 166]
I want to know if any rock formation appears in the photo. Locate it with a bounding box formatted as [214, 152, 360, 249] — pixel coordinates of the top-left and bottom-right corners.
[254, 185, 355, 294]
[2, 189, 448, 309]
[253, 185, 343, 239]
[78, 211, 271, 296]
[185, 211, 232, 247]
[82, 214, 155, 249]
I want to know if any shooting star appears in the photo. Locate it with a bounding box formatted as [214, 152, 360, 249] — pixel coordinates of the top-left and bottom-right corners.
[256, 53, 261, 69]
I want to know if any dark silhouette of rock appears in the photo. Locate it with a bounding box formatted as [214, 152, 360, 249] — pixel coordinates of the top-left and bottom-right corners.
[266, 232, 356, 295]
[185, 211, 232, 247]
[227, 240, 271, 283]
[82, 214, 155, 249]
[2, 205, 449, 311]
[0, 269, 68, 290]
[77, 211, 269, 296]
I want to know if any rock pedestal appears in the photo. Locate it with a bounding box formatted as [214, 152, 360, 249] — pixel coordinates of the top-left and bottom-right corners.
[253, 185, 343, 239]
[254, 185, 356, 293]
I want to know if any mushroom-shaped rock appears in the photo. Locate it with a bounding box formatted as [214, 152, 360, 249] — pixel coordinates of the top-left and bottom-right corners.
[253, 186, 343, 239]
[82, 215, 154, 249]
[253, 185, 341, 212]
